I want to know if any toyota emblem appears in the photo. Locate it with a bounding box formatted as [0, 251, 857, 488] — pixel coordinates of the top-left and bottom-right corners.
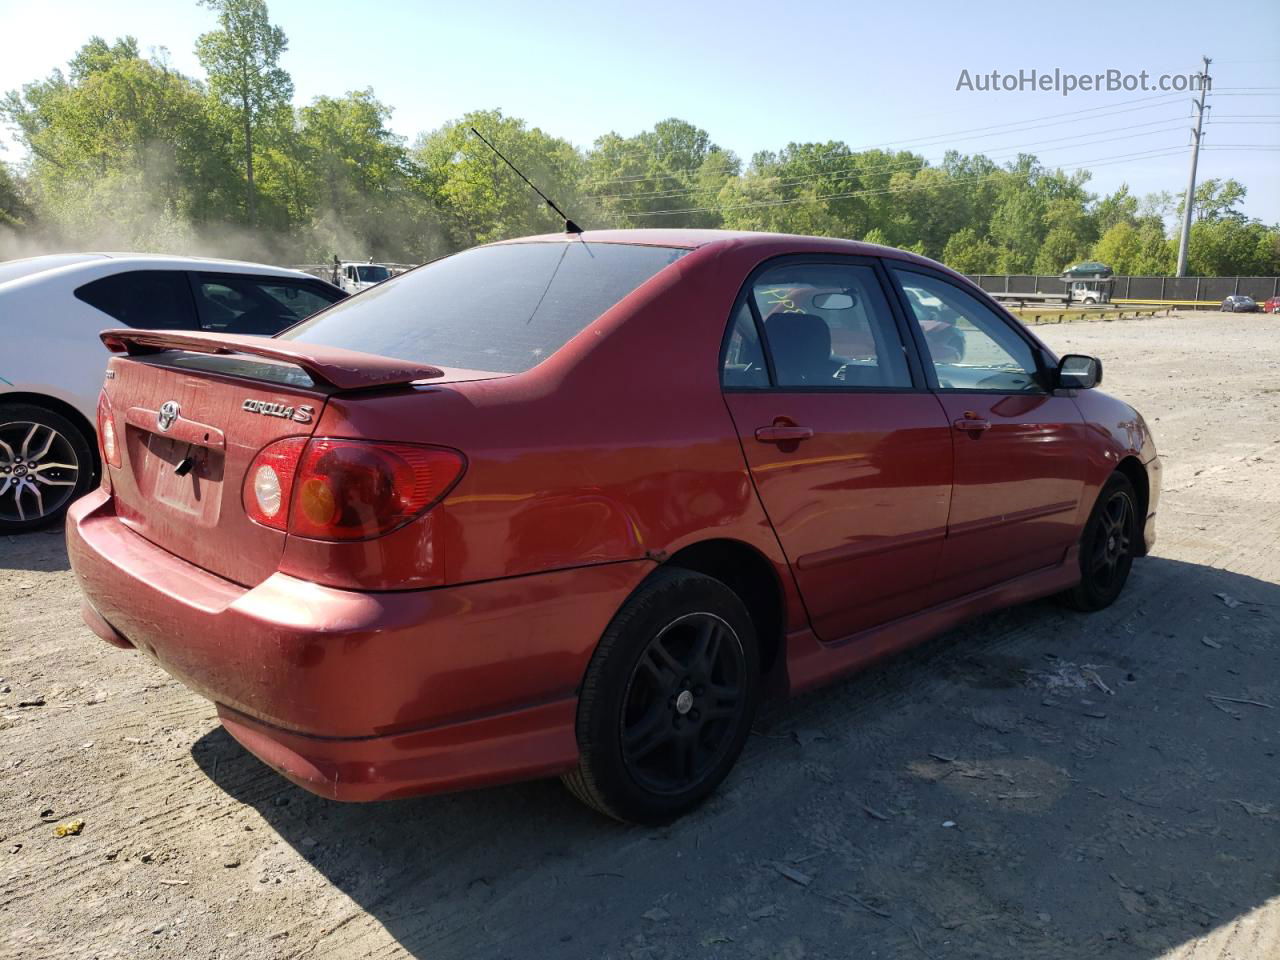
[157, 400, 181, 432]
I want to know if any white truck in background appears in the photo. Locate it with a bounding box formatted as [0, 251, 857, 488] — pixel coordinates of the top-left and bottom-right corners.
[332, 258, 393, 294]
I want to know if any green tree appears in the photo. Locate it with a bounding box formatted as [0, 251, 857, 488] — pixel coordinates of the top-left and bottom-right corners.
[1091, 222, 1142, 275]
[588, 119, 736, 228]
[286, 90, 435, 261]
[1182, 178, 1248, 223]
[2, 36, 237, 247]
[0, 161, 31, 229]
[1092, 184, 1139, 235]
[195, 0, 292, 226]
[942, 227, 1000, 273]
[1132, 218, 1173, 275]
[1186, 217, 1280, 276]
[1035, 225, 1087, 274]
[415, 109, 592, 247]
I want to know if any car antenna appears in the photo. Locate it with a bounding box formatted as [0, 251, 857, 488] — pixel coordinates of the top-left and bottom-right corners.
[469, 127, 583, 235]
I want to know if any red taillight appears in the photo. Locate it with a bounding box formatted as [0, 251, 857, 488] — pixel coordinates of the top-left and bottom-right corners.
[242, 436, 308, 531]
[96, 391, 121, 469]
[244, 438, 464, 540]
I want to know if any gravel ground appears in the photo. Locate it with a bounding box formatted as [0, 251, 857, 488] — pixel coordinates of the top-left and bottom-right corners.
[1, 312, 1277, 960]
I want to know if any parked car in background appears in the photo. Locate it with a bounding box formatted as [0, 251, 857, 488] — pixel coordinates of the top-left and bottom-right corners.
[1263, 296, 1280, 314]
[0, 253, 346, 532]
[1220, 295, 1258, 312]
[68, 229, 1160, 824]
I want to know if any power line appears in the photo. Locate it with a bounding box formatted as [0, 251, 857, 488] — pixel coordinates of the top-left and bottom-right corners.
[587, 103, 1192, 195]
[581, 92, 1190, 189]
[614, 145, 1191, 220]
[590, 118, 1194, 203]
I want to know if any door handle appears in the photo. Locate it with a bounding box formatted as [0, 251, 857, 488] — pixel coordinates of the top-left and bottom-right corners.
[755, 424, 814, 444]
[953, 416, 991, 433]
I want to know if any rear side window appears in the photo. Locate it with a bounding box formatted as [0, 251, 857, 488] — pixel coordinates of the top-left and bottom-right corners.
[193, 274, 341, 335]
[751, 262, 911, 388]
[73, 270, 197, 329]
[256, 281, 343, 322]
[281, 242, 688, 374]
[721, 303, 768, 388]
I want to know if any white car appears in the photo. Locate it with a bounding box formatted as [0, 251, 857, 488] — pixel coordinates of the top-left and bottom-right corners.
[0, 253, 346, 532]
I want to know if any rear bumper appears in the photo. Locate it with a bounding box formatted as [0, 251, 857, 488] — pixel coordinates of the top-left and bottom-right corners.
[67, 488, 650, 800]
[216, 699, 579, 802]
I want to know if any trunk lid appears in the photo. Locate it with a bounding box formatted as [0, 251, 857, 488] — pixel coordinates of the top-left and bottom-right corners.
[98, 329, 445, 586]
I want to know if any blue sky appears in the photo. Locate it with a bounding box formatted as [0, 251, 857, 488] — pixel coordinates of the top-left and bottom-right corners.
[2, 0, 1278, 222]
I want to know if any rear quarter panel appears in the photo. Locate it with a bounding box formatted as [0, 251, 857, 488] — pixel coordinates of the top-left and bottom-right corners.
[281, 242, 808, 628]
[0, 276, 114, 422]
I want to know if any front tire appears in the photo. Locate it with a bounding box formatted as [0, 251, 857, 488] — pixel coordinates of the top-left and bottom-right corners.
[562, 568, 760, 824]
[1062, 472, 1138, 612]
[0, 403, 95, 533]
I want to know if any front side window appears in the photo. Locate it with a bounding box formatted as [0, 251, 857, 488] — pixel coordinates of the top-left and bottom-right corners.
[282, 241, 687, 374]
[73, 270, 197, 329]
[750, 262, 911, 389]
[893, 269, 1044, 393]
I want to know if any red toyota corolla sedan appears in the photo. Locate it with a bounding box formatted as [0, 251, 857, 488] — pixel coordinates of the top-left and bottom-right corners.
[67, 230, 1160, 823]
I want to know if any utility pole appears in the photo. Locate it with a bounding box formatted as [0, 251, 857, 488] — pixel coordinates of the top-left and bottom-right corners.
[1175, 56, 1212, 277]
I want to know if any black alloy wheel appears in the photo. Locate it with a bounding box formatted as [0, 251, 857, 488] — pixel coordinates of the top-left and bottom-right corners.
[564, 568, 760, 824]
[620, 611, 748, 797]
[1062, 472, 1138, 612]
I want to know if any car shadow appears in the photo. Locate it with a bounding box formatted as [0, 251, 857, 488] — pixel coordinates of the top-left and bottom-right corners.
[193, 555, 1279, 960]
[1, 519, 71, 572]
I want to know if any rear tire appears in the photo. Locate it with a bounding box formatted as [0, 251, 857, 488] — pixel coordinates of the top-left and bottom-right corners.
[1061, 472, 1138, 612]
[562, 568, 760, 824]
[0, 403, 95, 534]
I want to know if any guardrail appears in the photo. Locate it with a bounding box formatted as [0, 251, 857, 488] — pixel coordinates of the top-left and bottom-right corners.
[1014, 307, 1173, 325]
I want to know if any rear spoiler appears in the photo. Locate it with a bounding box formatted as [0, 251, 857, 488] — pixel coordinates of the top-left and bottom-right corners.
[100, 329, 443, 392]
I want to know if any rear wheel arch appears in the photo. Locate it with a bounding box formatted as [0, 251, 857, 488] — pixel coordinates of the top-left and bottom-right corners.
[663, 538, 787, 693]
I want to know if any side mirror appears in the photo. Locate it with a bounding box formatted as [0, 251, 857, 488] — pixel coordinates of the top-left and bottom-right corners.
[1057, 354, 1102, 390]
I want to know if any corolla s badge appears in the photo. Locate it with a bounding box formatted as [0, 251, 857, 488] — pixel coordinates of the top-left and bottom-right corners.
[242, 399, 315, 424]
[157, 400, 181, 432]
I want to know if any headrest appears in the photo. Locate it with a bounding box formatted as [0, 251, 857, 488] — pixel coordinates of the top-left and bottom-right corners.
[764, 312, 832, 359]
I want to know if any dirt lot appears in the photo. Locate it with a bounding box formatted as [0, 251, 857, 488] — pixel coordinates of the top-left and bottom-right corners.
[2, 312, 1277, 960]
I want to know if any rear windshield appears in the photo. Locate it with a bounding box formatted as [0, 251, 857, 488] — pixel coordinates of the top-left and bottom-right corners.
[281, 241, 687, 374]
